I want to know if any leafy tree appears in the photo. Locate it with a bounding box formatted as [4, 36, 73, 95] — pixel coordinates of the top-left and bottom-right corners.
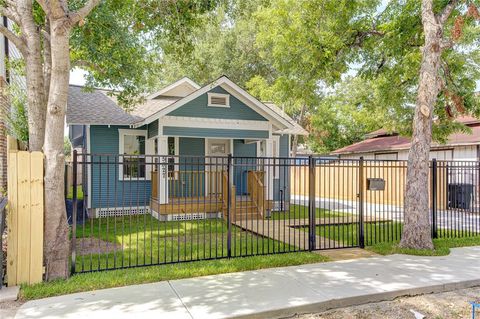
[1, 0, 217, 279]
[158, 0, 274, 87]
[353, 0, 480, 249]
[308, 77, 384, 154]
[248, 0, 382, 155]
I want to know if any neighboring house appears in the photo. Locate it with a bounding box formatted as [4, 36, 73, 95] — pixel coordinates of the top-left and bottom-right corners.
[67, 76, 307, 218]
[331, 116, 480, 161]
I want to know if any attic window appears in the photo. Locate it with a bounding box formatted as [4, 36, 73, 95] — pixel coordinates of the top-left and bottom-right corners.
[208, 93, 230, 108]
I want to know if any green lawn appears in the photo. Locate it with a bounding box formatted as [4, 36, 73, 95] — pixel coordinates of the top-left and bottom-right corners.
[367, 235, 480, 256]
[310, 221, 404, 247]
[21, 252, 328, 300]
[66, 185, 84, 200]
[270, 204, 346, 220]
[74, 216, 303, 272]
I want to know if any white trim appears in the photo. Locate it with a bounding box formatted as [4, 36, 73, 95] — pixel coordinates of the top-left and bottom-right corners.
[86, 125, 92, 209]
[272, 135, 280, 178]
[136, 76, 292, 129]
[146, 77, 200, 99]
[161, 116, 270, 131]
[118, 129, 149, 181]
[207, 92, 230, 108]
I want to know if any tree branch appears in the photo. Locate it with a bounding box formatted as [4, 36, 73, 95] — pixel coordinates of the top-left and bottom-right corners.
[437, 0, 459, 26]
[69, 0, 101, 25]
[0, 24, 26, 56]
[0, 6, 21, 26]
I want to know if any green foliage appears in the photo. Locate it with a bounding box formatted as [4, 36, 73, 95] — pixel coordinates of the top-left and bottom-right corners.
[69, 0, 219, 108]
[356, 0, 480, 141]
[64, 136, 72, 157]
[4, 84, 29, 144]
[158, 0, 274, 87]
[309, 77, 384, 153]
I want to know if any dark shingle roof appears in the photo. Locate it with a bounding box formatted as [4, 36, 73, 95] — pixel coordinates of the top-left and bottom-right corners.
[67, 85, 141, 125]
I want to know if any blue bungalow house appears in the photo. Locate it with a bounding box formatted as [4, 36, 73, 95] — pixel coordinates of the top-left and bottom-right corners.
[67, 76, 307, 220]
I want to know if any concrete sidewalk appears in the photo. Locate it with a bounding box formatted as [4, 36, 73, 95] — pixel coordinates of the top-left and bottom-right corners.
[16, 246, 480, 319]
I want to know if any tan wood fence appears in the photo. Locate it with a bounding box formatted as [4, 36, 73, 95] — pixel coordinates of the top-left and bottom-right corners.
[291, 160, 448, 209]
[7, 136, 44, 286]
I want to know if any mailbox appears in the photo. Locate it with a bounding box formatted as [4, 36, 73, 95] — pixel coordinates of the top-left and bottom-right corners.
[367, 178, 385, 191]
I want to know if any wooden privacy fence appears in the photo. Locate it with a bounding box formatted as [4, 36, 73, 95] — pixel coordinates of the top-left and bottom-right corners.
[7, 136, 44, 286]
[291, 159, 448, 209]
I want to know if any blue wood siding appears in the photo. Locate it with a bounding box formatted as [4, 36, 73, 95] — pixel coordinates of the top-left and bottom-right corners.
[89, 125, 151, 209]
[233, 140, 257, 195]
[163, 126, 269, 139]
[167, 86, 267, 121]
[169, 137, 206, 197]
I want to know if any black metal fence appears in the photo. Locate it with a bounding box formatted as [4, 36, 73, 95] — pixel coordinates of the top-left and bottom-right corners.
[68, 152, 480, 273]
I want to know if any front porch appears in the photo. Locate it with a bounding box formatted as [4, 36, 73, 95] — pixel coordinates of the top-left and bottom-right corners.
[150, 170, 275, 221]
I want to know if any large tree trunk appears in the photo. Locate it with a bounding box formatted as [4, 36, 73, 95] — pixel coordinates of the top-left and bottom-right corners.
[43, 18, 71, 280]
[18, 0, 47, 151]
[400, 0, 443, 250]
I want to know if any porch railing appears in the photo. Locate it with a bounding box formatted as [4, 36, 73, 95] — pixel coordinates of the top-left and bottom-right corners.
[247, 170, 265, 218]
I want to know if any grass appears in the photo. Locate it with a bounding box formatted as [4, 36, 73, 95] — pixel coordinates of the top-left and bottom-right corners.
[74, 216, 303, 271]
[66, 185, 84, 200]
[270, 204, 346, 220]
[367, 235, 480, 256]
[307, 221, 404, 247]
[21, 252, 328, 300]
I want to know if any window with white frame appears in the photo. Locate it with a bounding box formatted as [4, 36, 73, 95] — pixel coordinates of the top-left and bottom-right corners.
[207, 93, 230, 108]
[167, 136, 179, 179]
[119, 130, 147, 180]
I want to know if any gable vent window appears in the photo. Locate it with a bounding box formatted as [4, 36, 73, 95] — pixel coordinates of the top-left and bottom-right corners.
[208, 93, 230, 108]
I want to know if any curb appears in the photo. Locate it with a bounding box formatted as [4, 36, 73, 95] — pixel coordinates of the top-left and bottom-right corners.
[233, 279, 480, 319]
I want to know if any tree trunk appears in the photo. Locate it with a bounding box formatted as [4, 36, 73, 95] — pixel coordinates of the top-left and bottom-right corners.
[43, 18, 71, 280]
[18, 0, 47, 151]
[400, 0, 442, 250]
[291, 104, 306, 157]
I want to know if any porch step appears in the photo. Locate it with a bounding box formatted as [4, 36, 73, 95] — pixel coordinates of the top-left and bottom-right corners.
[233, 203, 262, 221]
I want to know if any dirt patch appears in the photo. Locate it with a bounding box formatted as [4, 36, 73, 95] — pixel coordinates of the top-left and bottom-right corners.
[76, 238, 118, 255]
[290, 286, 480, 319]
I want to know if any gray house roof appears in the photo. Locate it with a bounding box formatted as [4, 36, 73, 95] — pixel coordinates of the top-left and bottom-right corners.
[67, 85, 141, 125]
[67, 79, 308, 136]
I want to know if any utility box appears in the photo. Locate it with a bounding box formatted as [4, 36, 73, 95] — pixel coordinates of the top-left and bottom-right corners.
[367, 178, 385, 191]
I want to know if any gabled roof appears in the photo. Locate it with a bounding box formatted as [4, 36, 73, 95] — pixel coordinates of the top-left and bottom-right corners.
[146, 77, 200, 99]
[67, 76, 308, 135]
[135, 75, 294, 130]
[67, 85, 141, 125]
[332, 116, 480, 155]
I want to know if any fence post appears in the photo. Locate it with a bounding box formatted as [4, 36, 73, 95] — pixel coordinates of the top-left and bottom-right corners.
[308, 155, 316, 251]
[227, 153, 232, 258]
[431, 158, 438, 239]
[71, 150, 78, 274]
[358, 157, 365, 248]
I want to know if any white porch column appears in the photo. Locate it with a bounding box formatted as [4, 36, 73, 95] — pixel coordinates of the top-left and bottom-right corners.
[157, 136, 169, 204]
[265, 138, 274, 200]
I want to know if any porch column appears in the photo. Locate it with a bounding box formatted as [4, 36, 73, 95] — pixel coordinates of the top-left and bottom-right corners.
[265, 139, 274, 200]
[157, 136, 168, 204]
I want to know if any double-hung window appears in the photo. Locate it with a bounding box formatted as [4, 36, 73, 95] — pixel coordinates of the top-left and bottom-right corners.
[119, 129, 147, 180]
